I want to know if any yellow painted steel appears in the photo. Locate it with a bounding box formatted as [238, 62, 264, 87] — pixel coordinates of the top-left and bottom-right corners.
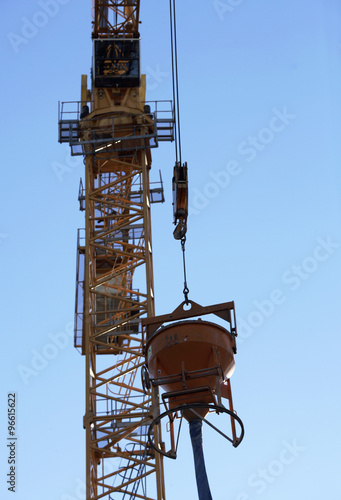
[77, 2, 165, 499]
[81, 74, 88, 106]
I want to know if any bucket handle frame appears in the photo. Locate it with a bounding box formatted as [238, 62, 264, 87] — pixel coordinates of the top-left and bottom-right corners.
[141, 299, 237, 349]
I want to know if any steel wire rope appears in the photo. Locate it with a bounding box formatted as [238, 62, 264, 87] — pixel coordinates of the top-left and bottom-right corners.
[169, 0, 182, 165]
[169, 0, 190, 303]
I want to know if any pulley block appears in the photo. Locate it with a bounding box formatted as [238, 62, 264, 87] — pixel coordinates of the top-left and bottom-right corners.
[172, 162, 188, 240]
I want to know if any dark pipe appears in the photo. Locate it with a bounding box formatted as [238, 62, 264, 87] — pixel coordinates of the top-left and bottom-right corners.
[189, 419, 213, 500]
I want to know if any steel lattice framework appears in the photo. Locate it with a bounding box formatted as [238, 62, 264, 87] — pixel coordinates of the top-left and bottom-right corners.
[59, 1, 173, 498]
[93, 0, 140, 37]
[81, 144, 164, 500]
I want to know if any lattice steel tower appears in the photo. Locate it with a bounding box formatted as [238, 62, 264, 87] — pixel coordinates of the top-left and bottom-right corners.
[59, 2, 174, 498]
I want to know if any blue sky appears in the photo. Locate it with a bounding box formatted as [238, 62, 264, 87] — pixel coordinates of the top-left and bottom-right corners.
[1, 0, 341, 499]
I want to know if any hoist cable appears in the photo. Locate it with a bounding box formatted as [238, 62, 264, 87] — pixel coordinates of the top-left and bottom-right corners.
[172, 0, 182, 166]
[169, 0, 178, 163]
[169, 0, 182, 165]
[170, 0, 189, 301]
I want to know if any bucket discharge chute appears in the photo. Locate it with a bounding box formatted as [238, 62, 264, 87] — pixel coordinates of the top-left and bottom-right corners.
[190, 418, 213, 500]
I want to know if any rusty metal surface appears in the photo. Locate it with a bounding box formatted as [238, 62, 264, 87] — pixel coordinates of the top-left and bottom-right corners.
[145, 320, 235, 407]
[142, 300, 237, 339]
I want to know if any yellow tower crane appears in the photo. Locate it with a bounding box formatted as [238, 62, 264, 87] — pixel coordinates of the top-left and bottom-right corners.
[59, 1, 174, 498]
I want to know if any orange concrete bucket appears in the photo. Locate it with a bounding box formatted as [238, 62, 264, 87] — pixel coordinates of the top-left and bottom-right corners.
[146, 318, 236, 417]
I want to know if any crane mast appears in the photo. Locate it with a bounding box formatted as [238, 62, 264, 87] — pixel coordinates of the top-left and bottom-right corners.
[59, 1, 174, 498]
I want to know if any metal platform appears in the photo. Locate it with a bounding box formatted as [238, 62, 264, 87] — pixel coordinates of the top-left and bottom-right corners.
[58, 100, 174, 155]
[78, 170, 165, 212]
